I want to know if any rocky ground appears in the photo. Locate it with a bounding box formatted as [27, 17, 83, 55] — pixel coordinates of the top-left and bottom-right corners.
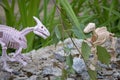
[0, 38, 120, 80]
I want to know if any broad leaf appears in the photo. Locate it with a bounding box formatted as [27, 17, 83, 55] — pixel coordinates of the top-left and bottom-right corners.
[66, 54, 73, 67]
[88, 69, 97, 80]
[97, 46, 111, 65]
[66, 54, 75, 74]
[81, 42, 91, 60]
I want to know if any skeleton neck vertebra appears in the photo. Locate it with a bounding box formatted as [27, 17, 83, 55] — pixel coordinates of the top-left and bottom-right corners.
[20, 27, 34, 36]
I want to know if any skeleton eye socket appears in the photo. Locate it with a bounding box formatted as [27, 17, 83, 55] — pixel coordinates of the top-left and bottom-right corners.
[19, 38, 22, 40]
[41, 26, 43, 28]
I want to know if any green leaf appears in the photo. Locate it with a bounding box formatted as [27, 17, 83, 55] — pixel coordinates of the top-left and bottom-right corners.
[59, 0, 86, 39]
[97, 46, 111, 65]
[43, 0, 49, 25]
[55, 77, 61, 80]
[88, 69, 97, 80]
[25, 0, 40, 52]
[61, 69, 67, 80]
[66, 54, 73, 67]
[54, 26, 61, 40]
[1, 0, 16, 26]
[81, 41, 91, 60]
[18, 0, 27, 27]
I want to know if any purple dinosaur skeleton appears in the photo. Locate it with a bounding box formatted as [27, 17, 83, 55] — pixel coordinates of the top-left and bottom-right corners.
[0, 16, 50, 72]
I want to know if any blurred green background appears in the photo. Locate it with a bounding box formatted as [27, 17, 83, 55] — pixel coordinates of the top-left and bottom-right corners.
[0, 0, 120, 54]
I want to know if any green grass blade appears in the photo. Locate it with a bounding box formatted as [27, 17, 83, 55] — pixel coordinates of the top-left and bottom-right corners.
[1, 0, 16, 26]
[18, 0, 27, 28]
[26, 0, 40, 52]
[43, 0, 49, 25]
[102, 6, 120, 18]
[59, 0, 86, 39]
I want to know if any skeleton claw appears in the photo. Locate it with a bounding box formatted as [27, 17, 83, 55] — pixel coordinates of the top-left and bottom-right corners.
[3, 65, 13, 72]
[1, 60, 13, 72]
[12, 54, 28, 66]
[13, 53, 31, 61]
[18, 54, 31, 61]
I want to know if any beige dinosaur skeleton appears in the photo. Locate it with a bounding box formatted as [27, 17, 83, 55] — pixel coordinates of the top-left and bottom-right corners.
[84, 23, 116, 68]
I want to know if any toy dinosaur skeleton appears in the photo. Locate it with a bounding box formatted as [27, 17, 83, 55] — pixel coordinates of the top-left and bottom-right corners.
[84, 23, 117, 70]
[0, 16, 50, 72]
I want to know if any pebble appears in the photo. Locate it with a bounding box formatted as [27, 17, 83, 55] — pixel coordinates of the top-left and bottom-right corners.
[26, 75, 38, 80]
[14, 76, 28, 80]
[54, 52, 65, 62]
[81, 71, 90, 80]
[115, 38, 120, 55]
[42, 66, 62, 77]
[63, 38, 83, 49]
[72, 57, 86, 74]
[113, 71, 120, 78]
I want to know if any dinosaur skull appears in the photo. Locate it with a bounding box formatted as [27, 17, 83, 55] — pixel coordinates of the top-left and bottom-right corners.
[84, 23, 96, 33]
[33, 16, 50, 39]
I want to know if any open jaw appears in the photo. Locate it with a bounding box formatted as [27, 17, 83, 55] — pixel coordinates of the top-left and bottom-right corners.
[40, 32, 49, 38]
[35, 30, 49, 39]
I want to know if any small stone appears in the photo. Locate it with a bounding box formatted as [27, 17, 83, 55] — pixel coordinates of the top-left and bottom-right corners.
[67, 78, 75, 80]
[97, 74, 104, 79]
[42, 66, 62, 77]
[63, 38, 83, 49]
[12, 71, 21, 75]
[0, 72, 12, 80]
[54, 50, 65, 56]
[115, 38, 120, 55]
[71, 50, 79, 56]
[22, 62, 38, 75]
[54, 53, 65, 62]
[97, 61, 108, 68]
[14, 76, 28, 80]
[81, 71, 90, 80]
[26, 75, 38, 80]
[102, 69, 113, 76]
[72, 57, 86, 74]
[89, 64, 96, 71]
[113, 71, 120, 78]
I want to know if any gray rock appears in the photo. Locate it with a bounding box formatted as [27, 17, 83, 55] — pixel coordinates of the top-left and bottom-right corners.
[67, 78, 75, 80]
[115, 38, 120, 55]
[54, 52, 65, 62]
[42, 66, 62, 77]
[72, 57, 86, 74]
[26, 75, 38, 80]
[63, 38, 83, 49]
[113, 71, 120, 78]
[102, 70, 113, 76]
[0, 72, 12, 80]
[81, 71, 90, 80]
[22, 62, 38, 75]
[14, 76, 28, 80]
[97, 61, 108, 68]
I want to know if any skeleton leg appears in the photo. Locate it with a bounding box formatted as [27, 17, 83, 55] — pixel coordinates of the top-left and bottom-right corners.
[0, 41, 14, 72]
[13, 55, 27, 66]
[110, 37, 117, 61]
[12, 47, 30, 66]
